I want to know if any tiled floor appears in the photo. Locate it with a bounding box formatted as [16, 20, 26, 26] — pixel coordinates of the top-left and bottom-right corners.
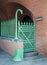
[0, 50, 47, 65]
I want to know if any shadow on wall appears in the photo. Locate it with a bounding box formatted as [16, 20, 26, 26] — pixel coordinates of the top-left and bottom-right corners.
[0, 2, 35, 22]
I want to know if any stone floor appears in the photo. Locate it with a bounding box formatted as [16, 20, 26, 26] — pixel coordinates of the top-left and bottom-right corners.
[0, 50, 47, 65]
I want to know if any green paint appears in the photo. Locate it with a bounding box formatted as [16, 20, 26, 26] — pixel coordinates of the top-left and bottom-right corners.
[1, 9, 35, 52]
[18, 23, 35, 52]
[13, 49, 23, 61]
[15, 9, 23, 39]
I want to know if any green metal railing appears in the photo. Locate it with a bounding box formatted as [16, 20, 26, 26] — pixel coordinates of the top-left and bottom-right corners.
[1, 20, 35, 52]
[1, 9, 36, 52]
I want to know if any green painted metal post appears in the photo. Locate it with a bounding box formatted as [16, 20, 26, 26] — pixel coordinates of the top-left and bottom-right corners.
[15, 9, 23, 39]
[13, 9, 23, 61]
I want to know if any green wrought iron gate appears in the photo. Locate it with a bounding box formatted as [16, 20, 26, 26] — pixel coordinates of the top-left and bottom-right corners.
[1, 11, 36, 52]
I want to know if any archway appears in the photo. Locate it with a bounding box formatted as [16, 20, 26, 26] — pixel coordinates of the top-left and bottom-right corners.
[1, 2, 35, 52]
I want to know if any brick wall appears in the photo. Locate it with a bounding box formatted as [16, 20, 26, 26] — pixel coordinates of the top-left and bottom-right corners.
[8, 0, 47, 56]
[0, 0, 47, 56]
